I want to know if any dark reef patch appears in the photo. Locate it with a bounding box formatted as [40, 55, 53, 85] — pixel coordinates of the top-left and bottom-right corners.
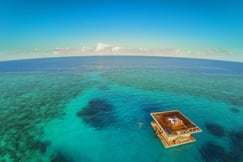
[227, 150, 242, 162]
[230, 107, 240, 113]
[200, 142, 227, 162]
[28, 140, 51, 154]
[38, 141, 51, 154]
[200, 128, 243, 162]
[225, 128, 243, 161]
[228, 97, 243, 107]
[51, 151, 73, 162]
[230, 129, 243, 152]
[50, 150, 92, 162]
[205, 122, 225, 137]
[77, 99, 115, 129]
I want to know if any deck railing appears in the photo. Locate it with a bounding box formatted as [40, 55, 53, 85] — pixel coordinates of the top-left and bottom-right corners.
[184, 127, 201, 134]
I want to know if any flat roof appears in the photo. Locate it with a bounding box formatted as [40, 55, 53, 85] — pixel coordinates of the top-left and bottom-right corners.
[151, 110, 202, 136]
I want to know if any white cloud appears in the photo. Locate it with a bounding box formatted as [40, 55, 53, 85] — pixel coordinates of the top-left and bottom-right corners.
[50, 44, 243, 62]
[52, 46, 94, 55]
[3, 42, 241, 62]
[96, 43, 110, 52]
[95, 43, 121, 53]
[51, 43, 189, 57]
[112, 46, 121, 52]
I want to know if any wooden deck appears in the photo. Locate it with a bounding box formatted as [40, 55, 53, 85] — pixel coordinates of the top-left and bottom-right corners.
[150, 110, 202, 148]
[151, 121, 196, 148]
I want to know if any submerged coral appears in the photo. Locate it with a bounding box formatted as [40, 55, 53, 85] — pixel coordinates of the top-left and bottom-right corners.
[200, 128, 243, 162]
[230, 107, 240, 113]
[51, 151, 73, 162]
[0, 74, 89, 161]
[200, 142, 226, 162]
[38, 141, 51, 154]
[230, 129, 243, 151]
[205, 122, 225, 137]
[77, 99, 115, 129]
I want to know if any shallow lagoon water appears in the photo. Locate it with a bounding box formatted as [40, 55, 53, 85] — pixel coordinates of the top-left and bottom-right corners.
[0, 56, 243, 162]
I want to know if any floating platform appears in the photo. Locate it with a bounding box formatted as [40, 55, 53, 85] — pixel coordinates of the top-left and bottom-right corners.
[151, 110, 202, 148]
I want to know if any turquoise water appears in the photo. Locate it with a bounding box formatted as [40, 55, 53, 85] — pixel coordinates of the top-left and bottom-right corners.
[0, 56, 243, 162]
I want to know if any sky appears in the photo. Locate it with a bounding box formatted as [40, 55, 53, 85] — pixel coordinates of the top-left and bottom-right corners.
[0, 0, 243, 61]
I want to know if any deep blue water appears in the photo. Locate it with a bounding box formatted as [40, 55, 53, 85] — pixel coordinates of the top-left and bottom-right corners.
[1, 56, 243, 74]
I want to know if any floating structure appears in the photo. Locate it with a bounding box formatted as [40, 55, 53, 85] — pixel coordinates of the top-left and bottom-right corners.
[151, 110, 202, 148]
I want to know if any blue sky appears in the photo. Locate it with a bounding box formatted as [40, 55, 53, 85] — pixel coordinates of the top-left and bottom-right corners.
[0, 0, 243, 61]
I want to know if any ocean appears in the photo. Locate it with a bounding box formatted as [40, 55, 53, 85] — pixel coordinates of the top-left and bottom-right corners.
[0, 56, 243, 162]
